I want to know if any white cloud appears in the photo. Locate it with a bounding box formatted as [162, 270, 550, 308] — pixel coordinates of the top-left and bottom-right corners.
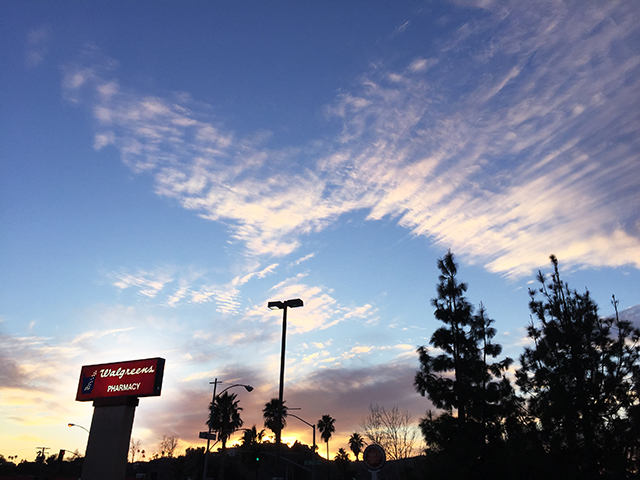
[352, 345, 374, 354]
[105, 262, 282, 314]
[408, 57, 438, 73]
[0, 326, 144, 423]
[233, 263, 279, 286]
[93, 131, 115, 149]
[63, 1, 640, 279]
[25, 26, 50, 68]
[236, 275, 379, 335]
[344, 304, 377, 320]
[112, 268, 174, 298]
[290, 253, 315, 267]
[70, 327, 135, 348]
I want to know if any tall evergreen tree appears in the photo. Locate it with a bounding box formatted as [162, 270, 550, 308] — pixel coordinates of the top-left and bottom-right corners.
[470, 304, 515, 440]
[516, 255, 640, 478]
[414, 250, 514, 475]
[414, 250, 476, 424]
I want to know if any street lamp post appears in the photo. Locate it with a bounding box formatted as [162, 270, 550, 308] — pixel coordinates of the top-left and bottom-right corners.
[202, 379, 253, 480]
[287, 413, 316, 452]
[68, 423, 90, 434]
[68, 423, 90, 457]
[288, 412, 318, 480]
[268, 298, 303, 460]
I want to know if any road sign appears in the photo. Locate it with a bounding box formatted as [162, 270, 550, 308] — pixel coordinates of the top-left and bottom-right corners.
[199, 432, 216, 440]
[363, 444, 386, 471]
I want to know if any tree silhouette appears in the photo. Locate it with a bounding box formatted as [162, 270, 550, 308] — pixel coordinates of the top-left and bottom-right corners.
[414, 250, 476, 424]
[516, 255, 640, 478]
[240, 425, 264, 474]
[263, 398, 288, 441]
[208, 391, 243, 451]
[158, 434, 179, 458]
[317, 415, 335, 460]
[241, 425, 264, 447]
[208, 391, 243, 480]
[360, 404, 416, 460]
[129, 438, 141, 463]
[414, 250, 515, 474]
[334, 448, 352, 480]
[348, 432, 365, 461]
[334, 447, 350, 461]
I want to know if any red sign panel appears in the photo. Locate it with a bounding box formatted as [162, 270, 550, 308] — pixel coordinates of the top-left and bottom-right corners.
[76, 357, 165, 401]
[363, 444, 386, 471]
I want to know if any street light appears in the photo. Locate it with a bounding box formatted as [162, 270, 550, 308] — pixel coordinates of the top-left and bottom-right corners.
[287, 413, 316, 452]
[202, 379, 253, 480]
[68, 423, 90, 459]
[68, 423, 90, 434]
[268, 298, 303, 458]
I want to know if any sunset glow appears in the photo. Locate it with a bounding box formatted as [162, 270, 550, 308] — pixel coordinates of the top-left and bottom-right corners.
[2, 0, 640, 465]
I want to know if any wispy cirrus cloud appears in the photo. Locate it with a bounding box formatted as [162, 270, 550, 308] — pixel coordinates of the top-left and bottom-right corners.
[25, 26, 50, 68]
[69, 327, 135, 349]
[108, 261, 280, 314]
[325, 0, 640, 276]
[290, 253, 315, 267]
[112, 268, 174, 298]
[169, 273, 386, 390]
[62, 1, 640, 278]
[254, 274, 378, 335]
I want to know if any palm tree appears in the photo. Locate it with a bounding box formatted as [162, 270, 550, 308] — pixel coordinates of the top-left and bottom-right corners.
[348, 432, 365, 461]
[317, 414, 336, 459]
[263, 398, 288, 441]
[208, 391, 243, 480]
[208, 391, 243, 450]
[334, 448, 350, 461]
[241, 425, 265, 447]
[334, 448, 351, 480]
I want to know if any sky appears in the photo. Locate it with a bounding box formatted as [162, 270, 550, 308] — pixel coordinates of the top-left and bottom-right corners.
[1, 0, 640, 463]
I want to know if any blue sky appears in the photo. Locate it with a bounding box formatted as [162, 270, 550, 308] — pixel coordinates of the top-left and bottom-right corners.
[2, 0, 640, 462]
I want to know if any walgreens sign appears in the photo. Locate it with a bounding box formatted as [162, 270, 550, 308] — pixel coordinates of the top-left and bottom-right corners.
[76, 358, 165, 401]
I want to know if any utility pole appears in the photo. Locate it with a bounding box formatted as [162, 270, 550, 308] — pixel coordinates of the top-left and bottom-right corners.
[36, 447, 50, 478]
[202, 378, 219, 480]
[36, 447, 51, 458]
